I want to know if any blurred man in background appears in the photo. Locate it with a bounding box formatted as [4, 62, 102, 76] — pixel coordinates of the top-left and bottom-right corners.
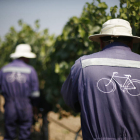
[0, 44, 40, 140]
[61, 19, 140, 140]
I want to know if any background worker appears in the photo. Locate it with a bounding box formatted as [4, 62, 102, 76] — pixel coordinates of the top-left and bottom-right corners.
[0, 44, 40, 140]
[61, 19, 140, 140]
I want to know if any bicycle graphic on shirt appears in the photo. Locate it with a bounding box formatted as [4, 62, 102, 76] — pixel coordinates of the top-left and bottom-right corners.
[97, 72, 140, 96]
[6, 72, 26, 83]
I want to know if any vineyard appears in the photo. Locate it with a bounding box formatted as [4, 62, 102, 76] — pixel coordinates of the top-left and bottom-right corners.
[0, 0, 140, 139]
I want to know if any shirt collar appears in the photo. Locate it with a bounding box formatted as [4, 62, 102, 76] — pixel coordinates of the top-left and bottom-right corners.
[102, 42, 131, 52]
[12, 59, 25, 64]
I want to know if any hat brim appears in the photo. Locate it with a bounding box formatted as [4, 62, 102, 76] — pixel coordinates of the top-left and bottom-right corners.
[10, 52, 36, 59]
[89, 34, 140, 44]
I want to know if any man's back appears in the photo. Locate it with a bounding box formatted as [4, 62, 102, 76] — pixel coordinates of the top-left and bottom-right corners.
[0, 44, 39, 140]
[61, 42, 140, 140]
[0, 59, 38, 99]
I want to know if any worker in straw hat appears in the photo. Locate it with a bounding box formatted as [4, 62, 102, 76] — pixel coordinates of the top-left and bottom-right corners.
[0, 44, 40, 140]
[61, 19, 140, 140]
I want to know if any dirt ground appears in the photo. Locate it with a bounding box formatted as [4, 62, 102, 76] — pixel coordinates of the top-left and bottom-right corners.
[0, 95, 82, 140]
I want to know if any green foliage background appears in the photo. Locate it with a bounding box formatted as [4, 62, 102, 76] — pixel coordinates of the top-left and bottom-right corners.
[0, 0, 140, 117]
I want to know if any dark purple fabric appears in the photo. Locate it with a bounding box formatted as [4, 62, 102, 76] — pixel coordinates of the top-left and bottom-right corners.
[0, 59, 39, 140]
[61, 42, 140, 140]
[0, 59, 39, 98]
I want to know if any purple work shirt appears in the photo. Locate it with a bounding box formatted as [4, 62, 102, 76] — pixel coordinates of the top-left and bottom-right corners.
[61, 42, 140, 140]
[0, 59, 40, 107]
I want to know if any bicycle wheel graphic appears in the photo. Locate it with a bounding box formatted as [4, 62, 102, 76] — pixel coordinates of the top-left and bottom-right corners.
[6, 73, 15, 83]
[126, 79, 140, 96]
[16, 73, 26, 83]
[97, 78, 116, 93]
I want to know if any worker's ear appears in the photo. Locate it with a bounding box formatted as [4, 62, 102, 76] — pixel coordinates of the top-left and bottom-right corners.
[99, 38, 104, 49]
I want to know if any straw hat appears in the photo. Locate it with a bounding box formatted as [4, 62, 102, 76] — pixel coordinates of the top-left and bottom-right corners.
[89, 18, 140, 43]
[10, 44, 36, 59]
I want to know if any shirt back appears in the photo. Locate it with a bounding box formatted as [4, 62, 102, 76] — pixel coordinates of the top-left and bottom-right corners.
[61, 42, 140, 140]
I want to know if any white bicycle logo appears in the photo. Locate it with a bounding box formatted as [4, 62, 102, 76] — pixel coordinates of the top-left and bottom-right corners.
[6, 72, 26, 83]
[97, 72, 140, 96]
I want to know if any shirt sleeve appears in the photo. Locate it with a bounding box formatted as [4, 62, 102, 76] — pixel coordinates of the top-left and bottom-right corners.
[30, 68, 40, 97]
[61, 59, 83, 112]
